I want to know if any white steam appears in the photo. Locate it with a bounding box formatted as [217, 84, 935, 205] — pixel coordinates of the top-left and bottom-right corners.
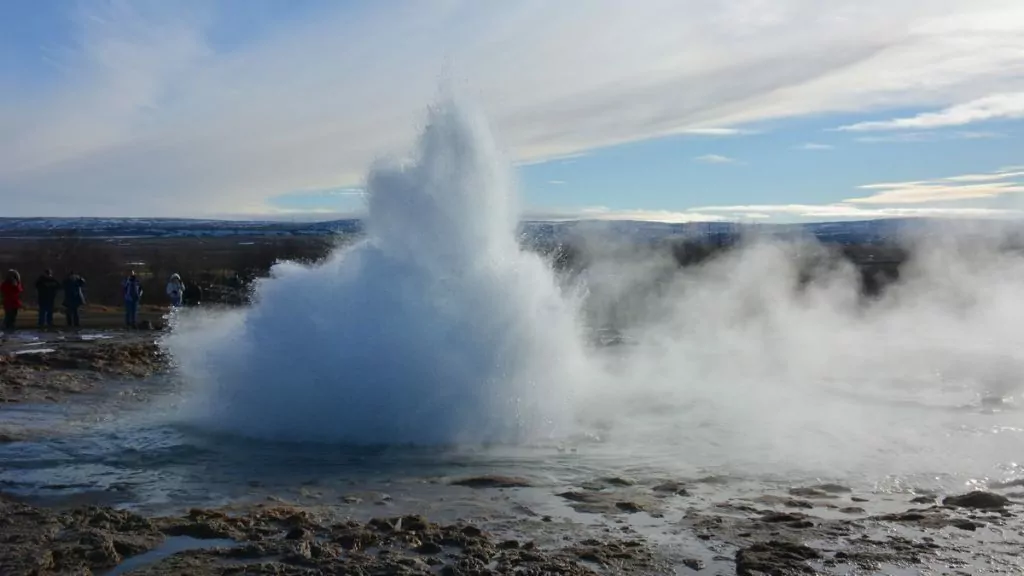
[167, 100, 592, 445]
[167, 98, 1024, 484]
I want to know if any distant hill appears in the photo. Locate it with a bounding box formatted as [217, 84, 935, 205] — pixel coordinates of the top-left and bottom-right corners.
[0, 216, 944, 245]
[0, 217, 363, 238]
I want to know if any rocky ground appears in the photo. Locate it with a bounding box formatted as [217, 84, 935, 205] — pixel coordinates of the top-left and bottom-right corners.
[0, 492, 653, 575]
[3, 333, 1024, 574]
[2, 475, 1023, 575]
[0, 332, 167, 406]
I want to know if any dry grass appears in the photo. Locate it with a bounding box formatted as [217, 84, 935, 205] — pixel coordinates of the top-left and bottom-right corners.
[3, 304, 168, 330]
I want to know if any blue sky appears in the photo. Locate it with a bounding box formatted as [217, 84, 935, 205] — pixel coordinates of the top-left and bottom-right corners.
[2, 1, 1023, 222]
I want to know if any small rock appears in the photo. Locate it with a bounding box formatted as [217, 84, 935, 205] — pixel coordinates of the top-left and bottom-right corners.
[910, 496, 936, 505]
[415, 542, 443, 555]
[812, 483, 852, 494]
[736, 541, 820, 576]
[755, 496, 813, 509]
[943, 491, 1010, 509]
[614, 501, 645, 513]
[450, 475, 533, 489]
[760, 512, 808, 524]
[949, 518, 981, 531]
[682, 557, 705, 571]
[839, 507, 865, 515]
[652, 481, 689, 496]
[789, 487, 837, 499]
[398, 515, 430, 532]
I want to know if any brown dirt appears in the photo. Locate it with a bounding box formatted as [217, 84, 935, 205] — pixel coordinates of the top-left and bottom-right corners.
[0, 335, 167, 404]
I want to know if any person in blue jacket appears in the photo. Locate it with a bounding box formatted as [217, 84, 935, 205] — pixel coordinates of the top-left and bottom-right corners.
[122, 271, 143, 329]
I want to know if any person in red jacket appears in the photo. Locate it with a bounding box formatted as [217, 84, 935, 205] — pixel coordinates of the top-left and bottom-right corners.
[1, 269, 24, 331]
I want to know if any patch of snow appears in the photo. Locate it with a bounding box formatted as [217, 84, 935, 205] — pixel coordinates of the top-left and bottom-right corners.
[12, 348, 56, 355]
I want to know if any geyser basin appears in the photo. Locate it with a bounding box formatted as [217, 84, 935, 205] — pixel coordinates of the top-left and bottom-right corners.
[164, 97, 1024, 486]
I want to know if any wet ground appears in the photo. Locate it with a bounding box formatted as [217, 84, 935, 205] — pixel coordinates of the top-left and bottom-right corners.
[4, 330, 1024, 574]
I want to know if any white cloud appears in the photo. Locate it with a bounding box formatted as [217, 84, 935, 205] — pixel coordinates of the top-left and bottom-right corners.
[838, 93, 1024, 131]
[854, 131, 1005, 143]
[846, 169, 1024, 204]
[694, 154, 739, 164]
[796, 142, 834, 150]
[2, 1, 1024, 215]
[944, 171, 1024, 182]
[696, 203, 1021, 220]
[678, 128, 754, 136]
[547, 180, 567, 185]
[531, 202, 1024, 223]
[691, 167, 1024, 221]
[574, 207, 727, 223]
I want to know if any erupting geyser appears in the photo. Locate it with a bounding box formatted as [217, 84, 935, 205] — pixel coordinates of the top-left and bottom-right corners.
[167, 99, 592, 445]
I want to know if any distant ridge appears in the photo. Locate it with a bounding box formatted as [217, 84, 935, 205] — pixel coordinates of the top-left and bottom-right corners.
[0, 216, 943, 244]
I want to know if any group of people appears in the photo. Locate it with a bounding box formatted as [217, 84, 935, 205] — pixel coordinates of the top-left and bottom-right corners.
[1, 269, 201, 331]
[2, 269, 87, 330]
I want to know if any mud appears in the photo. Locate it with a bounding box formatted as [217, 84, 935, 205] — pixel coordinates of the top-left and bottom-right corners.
[0, 495, 654, 575]
[0, 334, 166, 404]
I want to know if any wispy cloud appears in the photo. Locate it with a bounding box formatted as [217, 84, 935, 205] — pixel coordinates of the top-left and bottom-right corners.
[690, 167, 1024, 221]
[575, 206, 727, 223]
[838, 93, 1024, 132]
[854, 131, 1005, 143]
[2, 1, 1024, 216]
[944, 171, 1024, 183]
[547, 180, 567, 185]
[695, 203, 1021, 220]
[795, 142, 833, 150]
[678, 128, 754, 136]
[537, 202, 1024, 223]
[845, 169, 1024, 204]
[694, 154, 739, 164]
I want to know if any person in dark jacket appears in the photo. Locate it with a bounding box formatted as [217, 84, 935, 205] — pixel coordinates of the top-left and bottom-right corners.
[35, 269, 62, 328]
[62, 272, 87, 328]
[1, 269, 23, 331]
[182, 282, 203, 307]
[122, 271, 143, 328]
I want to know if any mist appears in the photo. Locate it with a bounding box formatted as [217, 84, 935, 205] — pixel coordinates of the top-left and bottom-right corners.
[165, 98, 1024, 487]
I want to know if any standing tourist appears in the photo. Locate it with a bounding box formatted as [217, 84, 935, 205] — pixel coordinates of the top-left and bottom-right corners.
[34, 269, 61, 328]
[62, 271, 87, 328]
[166, 273, 184, 307]
[183, 281, 203, 307]
[1, 270, 23, 331]
[123, 271, 143, 328]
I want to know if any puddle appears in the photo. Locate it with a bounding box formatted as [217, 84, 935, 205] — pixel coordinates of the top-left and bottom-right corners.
[103, 536, 236, 575]
[80, 333, 114, 341]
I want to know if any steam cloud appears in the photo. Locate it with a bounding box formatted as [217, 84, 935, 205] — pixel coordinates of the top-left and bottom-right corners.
[167, 99, 1024, 485]
[167, 100, 592, 446]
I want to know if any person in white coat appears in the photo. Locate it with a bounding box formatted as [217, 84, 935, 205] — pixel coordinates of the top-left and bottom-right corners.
[166, 273, 184, 308]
